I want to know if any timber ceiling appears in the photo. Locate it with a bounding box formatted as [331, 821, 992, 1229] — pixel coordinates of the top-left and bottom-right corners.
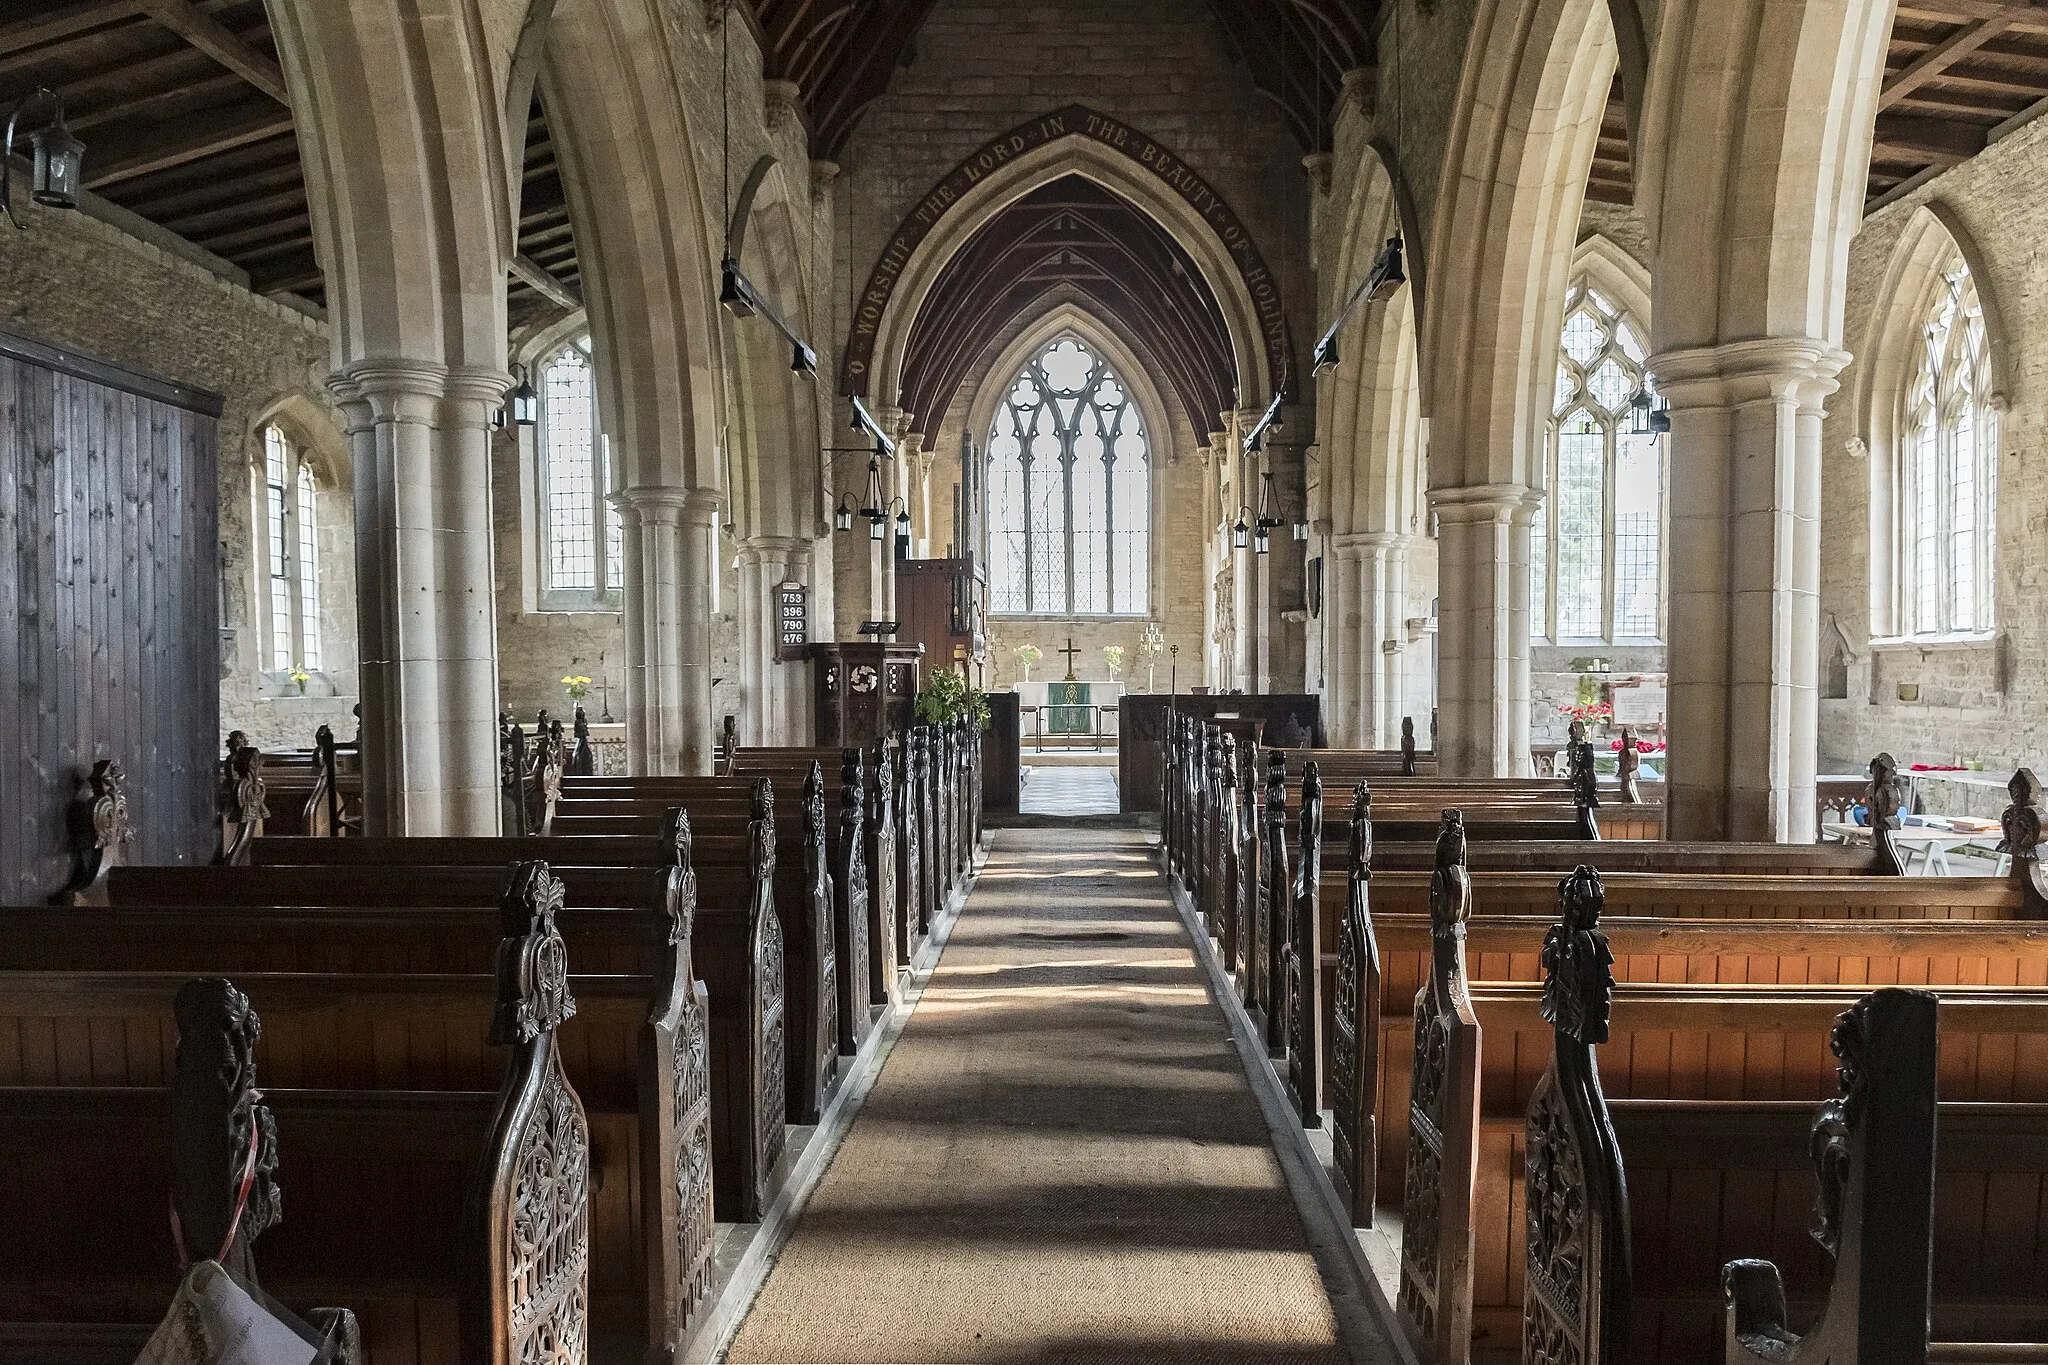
[743, 0, 1378, 157]
[898, 175, 1236, 442]
[6, 3, 2042, 326]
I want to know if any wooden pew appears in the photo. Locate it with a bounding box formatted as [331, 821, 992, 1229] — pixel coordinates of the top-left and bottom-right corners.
[1715, 988, 2048, 1363]
[127, 812, 785, 1223]
[553, 769, 851, 1106]
[0, 865, 592, 1365]
[229, 725, 361, 840]
[92, 845, 738, 1350]
[1360, 847, 2048, 1361]
[727, 744, 904, 1008]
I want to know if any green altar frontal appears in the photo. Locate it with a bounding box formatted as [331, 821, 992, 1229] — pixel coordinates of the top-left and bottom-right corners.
[1045, 681, 1094, 734]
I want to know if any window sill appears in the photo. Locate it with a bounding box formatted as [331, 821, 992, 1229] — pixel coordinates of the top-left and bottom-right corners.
[531, 597, 624, 617]
[1868, 631, 2000, 653]
[989, 613, 1153, 622]
[258, 693, 358, 706]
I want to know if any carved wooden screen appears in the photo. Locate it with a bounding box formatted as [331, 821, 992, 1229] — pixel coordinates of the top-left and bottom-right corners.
[1332, 783, 1382, 1228]
[1398, 812, 1482, 1363]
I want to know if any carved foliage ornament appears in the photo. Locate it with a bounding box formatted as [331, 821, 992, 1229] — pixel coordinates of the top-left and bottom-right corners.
[91, 758, 132, 851]
[493, 863, 577, 1046]
[1541, 867, 1615, 1047]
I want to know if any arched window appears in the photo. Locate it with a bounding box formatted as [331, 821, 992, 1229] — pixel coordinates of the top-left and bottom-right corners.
[1530, 283, 1664, 643]
[538, 337, 623, 608]
[1898, 257, 1994, 636]
[258, 424, 320, 671]
[986, 337, 1149, 615]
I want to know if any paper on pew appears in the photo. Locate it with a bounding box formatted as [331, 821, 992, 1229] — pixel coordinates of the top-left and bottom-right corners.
[136, 1261, 324, 1365]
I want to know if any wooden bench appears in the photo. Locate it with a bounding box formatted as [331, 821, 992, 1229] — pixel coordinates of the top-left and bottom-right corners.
[0, 864, 592, 1365]
[551, 771, 854, 1097]
[227, 725, 361, 840]
[1357, 835, 2048, 1363]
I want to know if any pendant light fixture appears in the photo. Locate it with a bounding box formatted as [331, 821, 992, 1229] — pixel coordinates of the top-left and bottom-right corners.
[1, 88, 84, 229]
[861, 452, 887, 541]
[1232, 508, 1252, 550]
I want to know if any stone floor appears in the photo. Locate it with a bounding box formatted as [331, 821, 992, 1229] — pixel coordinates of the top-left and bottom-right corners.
[1018, 762, 1120, 816]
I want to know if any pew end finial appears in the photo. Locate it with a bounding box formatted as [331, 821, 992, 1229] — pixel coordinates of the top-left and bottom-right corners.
[1864, 752, 1906, 877]
[2000, 767, 2048, 915]
[56, 758, 130, 905]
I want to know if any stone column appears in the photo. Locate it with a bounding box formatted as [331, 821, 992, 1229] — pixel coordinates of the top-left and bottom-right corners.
[614, 486, 689, 775]
[1331, 531, 1415, 749]
[1655, 339, 1845, 842]
[734, 534, 814, 744]
[1322, 533, 1357, 743]
[331, 361, 503, 836]
[1430, 483, 1541, 776]
[679, 488, 722, 775]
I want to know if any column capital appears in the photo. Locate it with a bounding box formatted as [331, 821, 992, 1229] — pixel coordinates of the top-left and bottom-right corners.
[733, 533, 812, 555]
[680, 486, 725, 526]
[1650, 337, 1850, 409]
[1332, 530, 1412, 552]
[1426, 481, 1543, 523]
[612, 485, 693, 525]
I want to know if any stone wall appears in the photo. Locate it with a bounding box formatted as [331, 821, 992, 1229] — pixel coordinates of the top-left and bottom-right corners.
[0, 189, 349, 755]
[1818, 112, 2048, 774]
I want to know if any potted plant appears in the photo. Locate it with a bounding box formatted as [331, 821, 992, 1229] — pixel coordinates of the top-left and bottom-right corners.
[1014, 642, 1042, 683]
[915, 668, 993, 731]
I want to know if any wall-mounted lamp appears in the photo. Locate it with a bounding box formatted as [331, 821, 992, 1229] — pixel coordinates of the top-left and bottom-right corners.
[1312, 235, 1405, 376]
[891, 498, 912, 560]
[833, 494, 856, 533]
[1232, 509, 1251, 550]
[504, 362, 539, 427]
[1, 88, 84, 229]
[1628, 379, 1670, 436]
[1293, 516, 1310, 543]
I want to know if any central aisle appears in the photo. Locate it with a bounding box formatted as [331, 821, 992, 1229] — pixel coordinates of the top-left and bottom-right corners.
[723, 828, 1375, 1364]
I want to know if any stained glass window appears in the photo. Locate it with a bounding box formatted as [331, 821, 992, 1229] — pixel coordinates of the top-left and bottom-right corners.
[539, 336, 624, 607]
[986, 337, 1150, 615]
[1530, 283, 1665, 643]
[1899, 258, 1995, 636]
[260, 425, 321, 672]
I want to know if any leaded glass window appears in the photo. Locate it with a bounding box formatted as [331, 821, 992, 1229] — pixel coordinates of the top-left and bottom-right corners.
[539, 336, 624, 608]
[1530, 284, 1665, 643]
[1898, 257, 1995, 636]
[986, 337, 1150, 615]
[259, 424, 320, 671]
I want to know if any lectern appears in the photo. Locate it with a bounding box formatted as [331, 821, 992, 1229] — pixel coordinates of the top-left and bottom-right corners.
[808, 641, 924, 748]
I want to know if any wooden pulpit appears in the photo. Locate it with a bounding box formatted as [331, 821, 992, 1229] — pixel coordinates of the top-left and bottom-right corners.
[808, 641, 923, 749]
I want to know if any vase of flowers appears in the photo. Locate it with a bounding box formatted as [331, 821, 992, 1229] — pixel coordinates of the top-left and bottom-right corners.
[1014, 643, 1041, 683]
[288, 666, 310, 696]
[1102, 645, 1125, 680]
[562, 674, 593, 704]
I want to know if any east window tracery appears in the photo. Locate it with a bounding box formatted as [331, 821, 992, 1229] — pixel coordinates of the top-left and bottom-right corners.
[986, 337, 1150, 616]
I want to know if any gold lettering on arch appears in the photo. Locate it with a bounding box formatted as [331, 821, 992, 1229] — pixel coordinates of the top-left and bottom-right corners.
[839, 104, 1296, 400]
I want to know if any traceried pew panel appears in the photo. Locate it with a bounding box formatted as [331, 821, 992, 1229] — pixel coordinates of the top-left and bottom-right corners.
[0, 331, 220, 900]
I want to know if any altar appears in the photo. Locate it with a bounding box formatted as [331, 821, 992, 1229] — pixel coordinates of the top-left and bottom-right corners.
[1012, 679, 1124, 746]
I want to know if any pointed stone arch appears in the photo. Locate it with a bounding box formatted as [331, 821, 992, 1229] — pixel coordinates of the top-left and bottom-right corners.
[846, 108, 1296, 423]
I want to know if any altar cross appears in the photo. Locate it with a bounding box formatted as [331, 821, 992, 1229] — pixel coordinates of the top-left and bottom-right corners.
[1059, 636, 1082, 681]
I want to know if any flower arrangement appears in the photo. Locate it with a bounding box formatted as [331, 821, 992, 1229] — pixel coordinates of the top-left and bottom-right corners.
[1557, 699, 1612, 726]
[915, 668, 993, 730]
[562, 674, 594, 703]
[1014, 642, 1042, 682]
[287, 666, 311, 695]
[1102, 645, 1125, 679]
[1610, 737, 1665, 753]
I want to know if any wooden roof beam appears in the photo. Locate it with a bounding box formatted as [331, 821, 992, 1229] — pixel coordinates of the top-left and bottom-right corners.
[83, 102, 293, 188]
[1872, 110, 1990, 161]
[1880, 2, 2048, 108]
[509, 253, 581, 310]
[0, 2, 136, 59]
[130, 0, 289, 104]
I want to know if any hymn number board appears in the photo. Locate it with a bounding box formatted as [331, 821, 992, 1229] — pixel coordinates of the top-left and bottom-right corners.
[776, 581, 809, 662]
